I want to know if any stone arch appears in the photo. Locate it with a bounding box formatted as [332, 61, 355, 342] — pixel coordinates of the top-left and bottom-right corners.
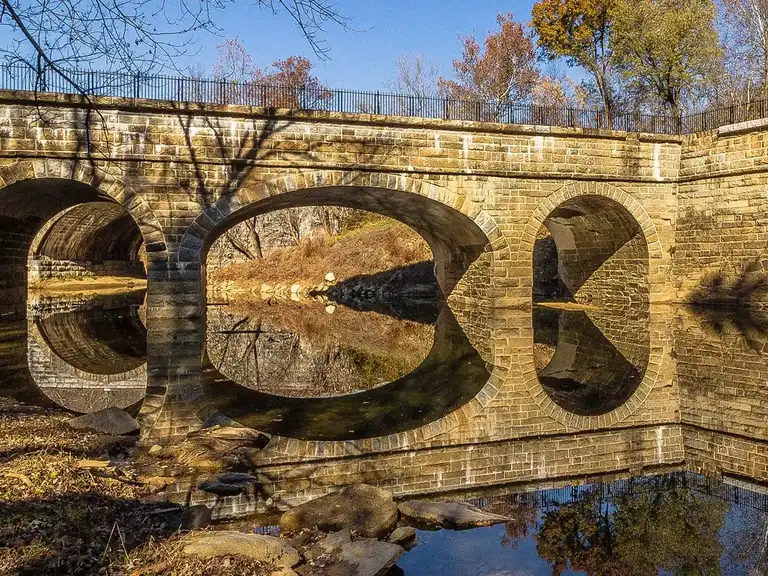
[178, 170, 511, 306]
[29, 204, 146, 282]
[517, 182, 665, 429]
[0, 159, 166, 314]
[522, 181, 663, 306]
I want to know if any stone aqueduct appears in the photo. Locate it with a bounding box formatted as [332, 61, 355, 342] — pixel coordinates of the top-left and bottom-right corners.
[0, 89, 765, 319]
[3, 90, 768, 507]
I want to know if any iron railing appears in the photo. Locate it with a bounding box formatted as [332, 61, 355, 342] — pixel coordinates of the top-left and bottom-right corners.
[0, 64, 764, 135]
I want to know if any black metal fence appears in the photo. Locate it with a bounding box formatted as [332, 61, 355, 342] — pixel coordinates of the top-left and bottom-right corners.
[0, 64, 763, 135]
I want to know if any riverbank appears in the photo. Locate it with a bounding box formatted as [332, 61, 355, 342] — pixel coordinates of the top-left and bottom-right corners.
[208, 220, 432, 296]
[29, 275, 147, 297]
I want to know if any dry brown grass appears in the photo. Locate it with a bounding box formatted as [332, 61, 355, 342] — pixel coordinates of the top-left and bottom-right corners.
[211, 220, 431, 287]
[0, 401, 277, 575]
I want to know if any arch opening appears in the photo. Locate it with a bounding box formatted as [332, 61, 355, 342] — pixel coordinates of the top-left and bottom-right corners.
[0, 177, 148, 317]
[533, 195, 650, 307]
[30, 203, 146, 283]
[200, 186, 492, 301]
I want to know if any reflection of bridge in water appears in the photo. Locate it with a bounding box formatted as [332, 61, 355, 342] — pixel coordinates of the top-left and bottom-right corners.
[0, 291, 147, 413]
[5, 294, 768, 523]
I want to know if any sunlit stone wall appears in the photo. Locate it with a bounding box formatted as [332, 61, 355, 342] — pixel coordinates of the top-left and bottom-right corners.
[0, 90, 681, 319]
[677, 124, 768, 307]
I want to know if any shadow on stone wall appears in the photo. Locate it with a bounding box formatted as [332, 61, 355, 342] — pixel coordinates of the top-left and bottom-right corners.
[687, 259, 768, 309]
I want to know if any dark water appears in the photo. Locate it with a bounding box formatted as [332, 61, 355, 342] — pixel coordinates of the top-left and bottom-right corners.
[4, 291, 768, 574]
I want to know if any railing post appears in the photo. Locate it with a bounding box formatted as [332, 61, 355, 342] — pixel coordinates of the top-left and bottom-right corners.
[134, 73, 140, 100]
[375, 91, 380, 115]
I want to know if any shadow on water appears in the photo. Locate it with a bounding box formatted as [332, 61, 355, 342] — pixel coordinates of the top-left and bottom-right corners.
[533, 305, 649, 416]
[201, 305, 489, 440]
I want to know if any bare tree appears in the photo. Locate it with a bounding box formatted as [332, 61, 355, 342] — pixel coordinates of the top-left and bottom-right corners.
[385, 53, 439, 99]
[717, 0, 768, 104]
[0, 0, 350, 94]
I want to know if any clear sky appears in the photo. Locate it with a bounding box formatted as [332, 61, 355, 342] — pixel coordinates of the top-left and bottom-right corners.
[186, 0, 542, 91]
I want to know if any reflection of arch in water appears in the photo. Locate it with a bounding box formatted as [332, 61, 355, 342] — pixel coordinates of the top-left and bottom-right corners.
[198, 306, 490, 441]
[529, 305, 654, 426]
[205, 304, 436, 399]
[28, 294, 148, 413]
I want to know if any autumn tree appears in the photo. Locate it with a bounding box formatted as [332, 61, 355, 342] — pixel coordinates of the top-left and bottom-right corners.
[438, 12, 540, 114]
[611, 0, 722, 117]
[531, 0, 619, 120]
[212, 37, 330, 108]
[0, 0, 349, 96]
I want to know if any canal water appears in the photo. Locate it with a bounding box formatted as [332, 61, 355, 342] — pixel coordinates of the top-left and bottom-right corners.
[4, 290, 768, 574]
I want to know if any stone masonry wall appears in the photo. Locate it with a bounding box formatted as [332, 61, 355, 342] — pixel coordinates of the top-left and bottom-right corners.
[0, 90, 680, 319]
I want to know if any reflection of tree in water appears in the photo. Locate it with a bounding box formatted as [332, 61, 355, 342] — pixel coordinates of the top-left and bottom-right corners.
[532, 476, 728, 576]
[206, 303, 433, 398]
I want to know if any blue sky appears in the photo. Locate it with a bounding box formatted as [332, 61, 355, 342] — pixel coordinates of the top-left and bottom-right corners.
[187, 0, 542, 90]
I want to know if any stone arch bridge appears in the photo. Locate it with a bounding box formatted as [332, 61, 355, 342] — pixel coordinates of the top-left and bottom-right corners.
[0, 90, 766, 319]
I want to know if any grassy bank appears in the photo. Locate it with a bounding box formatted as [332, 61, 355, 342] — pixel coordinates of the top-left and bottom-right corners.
[210, 219, 432, 288]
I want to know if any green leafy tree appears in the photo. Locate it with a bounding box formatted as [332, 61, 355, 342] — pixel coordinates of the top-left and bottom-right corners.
[610, 0, 723, 117]
[531, 0, 619, 120]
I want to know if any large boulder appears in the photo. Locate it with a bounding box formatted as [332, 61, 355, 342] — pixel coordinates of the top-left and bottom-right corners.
[398, 501, 510, 530]
[67, 407, 139, 436]
[183, 531, 300, 567]
[280, 484, 398, 538]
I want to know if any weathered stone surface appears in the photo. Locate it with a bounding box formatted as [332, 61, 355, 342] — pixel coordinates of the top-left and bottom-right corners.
[183, 531, 300, 567]
[198, 481, 245, 496]
[303, 529, 351, 561]
[280, 484, 398, 537]
[398, 501, 510, 529]
[67, 407, 139, 436]
[386, 526, 416, 545]
[298, 538, 403, 576]
[174, 426, 270, 469]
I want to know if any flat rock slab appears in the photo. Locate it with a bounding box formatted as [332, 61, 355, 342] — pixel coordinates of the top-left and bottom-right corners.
[198, 481, 245, 496]
[387, 526, 416, 545]
[190, 426, 271, 448]
[303, 529, 351, 561]
[183, 531, 300, 567]
[298, 538, 403, 576]
[67, 407, 139, 436]
[280, 484, 398, 538]
[398, 501, 510, 530]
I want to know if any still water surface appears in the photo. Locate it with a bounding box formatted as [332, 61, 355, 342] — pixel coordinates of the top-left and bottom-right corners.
[5, 291, 768, 574]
